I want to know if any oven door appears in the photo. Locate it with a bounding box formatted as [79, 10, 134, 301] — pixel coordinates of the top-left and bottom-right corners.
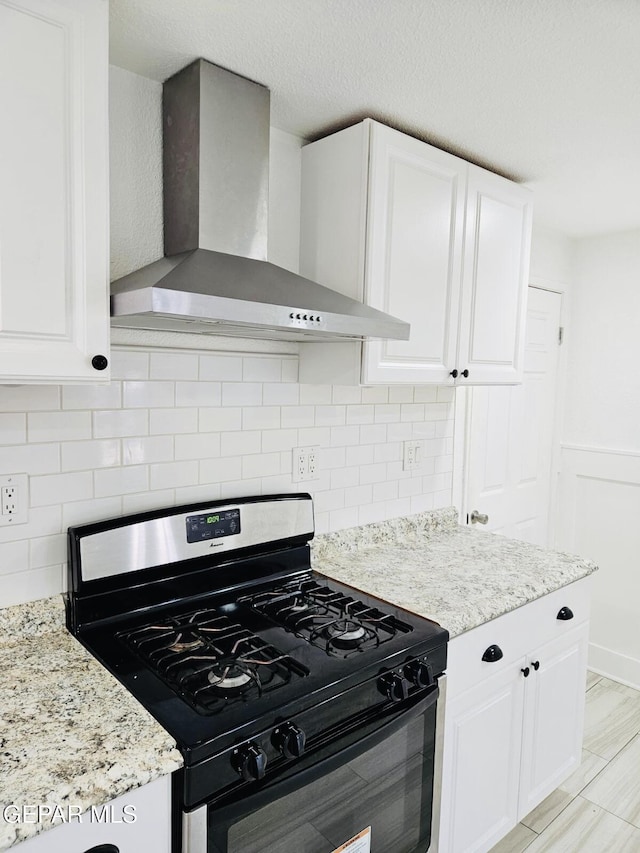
[197, 682, 440, 853]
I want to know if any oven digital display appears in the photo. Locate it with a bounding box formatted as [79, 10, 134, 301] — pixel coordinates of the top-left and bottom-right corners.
[186, 508, 241, 543]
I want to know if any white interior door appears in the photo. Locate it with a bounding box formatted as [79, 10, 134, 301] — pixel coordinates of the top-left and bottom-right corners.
[463, 287, 562, 544]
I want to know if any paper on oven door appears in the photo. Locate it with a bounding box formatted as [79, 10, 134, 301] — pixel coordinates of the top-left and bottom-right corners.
[332, 826, 371, 853]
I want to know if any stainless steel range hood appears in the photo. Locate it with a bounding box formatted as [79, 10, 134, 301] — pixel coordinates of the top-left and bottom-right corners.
[110, 60, 410, 343]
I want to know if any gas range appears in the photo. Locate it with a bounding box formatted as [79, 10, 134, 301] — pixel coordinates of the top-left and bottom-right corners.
[66, 494, 448, 853]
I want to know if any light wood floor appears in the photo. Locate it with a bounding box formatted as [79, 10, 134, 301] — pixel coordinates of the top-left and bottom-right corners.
[490, 672, 640, 853]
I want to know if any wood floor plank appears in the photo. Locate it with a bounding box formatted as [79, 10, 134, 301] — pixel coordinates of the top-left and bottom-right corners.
[585, 671, 602, 692]
[559, 748, 608, 796]
[582, 734, 640, 828]
[523, 796, 640, 853]
[521, 789, 573, 834]
[582, 679, 640, 760]
[489, 821, 537, 853]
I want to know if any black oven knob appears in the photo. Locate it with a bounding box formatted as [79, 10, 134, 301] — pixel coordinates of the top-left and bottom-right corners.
[232, 742, 267, 781]
[405, 660, 434, 689]
[379, 672, 409, 702]
[273, 721, 306, 758]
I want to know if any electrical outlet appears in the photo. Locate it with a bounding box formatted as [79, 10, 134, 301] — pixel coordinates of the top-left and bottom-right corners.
[0, 474, 28, 526]
[292, 446, 321, 483]
[403, 440, 424, 472]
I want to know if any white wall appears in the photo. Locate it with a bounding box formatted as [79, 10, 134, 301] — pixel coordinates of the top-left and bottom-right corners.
[557, 229, 640, 688]
[0, 67, 455, 609]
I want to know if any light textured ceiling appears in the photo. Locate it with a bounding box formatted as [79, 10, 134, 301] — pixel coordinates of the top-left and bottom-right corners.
[110, 0, 640, 237]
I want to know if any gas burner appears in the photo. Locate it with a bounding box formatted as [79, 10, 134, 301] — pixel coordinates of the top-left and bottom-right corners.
[325, 621, 367, 648]
[240, 579, 413, 657]
[116, 607, 308, 714]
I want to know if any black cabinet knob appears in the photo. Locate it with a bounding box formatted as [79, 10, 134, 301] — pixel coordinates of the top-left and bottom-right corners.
[521, 666, 530, 678]
[273, 721, 306, 758]
[83, 847, 119, 853]
[91, 354, 108, 371]
[461, 369, 470, 378]
[379, 672, 409, 703]
[557, 606, 574, 621]
[232, 742, 267, 781]
[449, 369, 459, 378]
[405, 659, 434, 688]
[482, 644, 504, 663]
[532, 660, 540, 671]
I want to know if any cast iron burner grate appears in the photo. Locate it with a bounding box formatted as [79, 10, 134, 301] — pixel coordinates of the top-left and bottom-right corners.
[239, 579, 412, 658]
[116, 608, 308, 715]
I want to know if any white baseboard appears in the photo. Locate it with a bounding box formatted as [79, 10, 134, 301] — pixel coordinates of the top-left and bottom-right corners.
[588, 641, 640, 691]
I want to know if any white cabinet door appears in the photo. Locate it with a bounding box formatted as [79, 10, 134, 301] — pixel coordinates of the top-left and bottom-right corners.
[12, 776, 171, 853]
[0, 0, 109, 383]
[456, 166, 532, 385]
[362, 123, 466, 385]
[518, 623, 589, 818]
[439, 664, 525, 853]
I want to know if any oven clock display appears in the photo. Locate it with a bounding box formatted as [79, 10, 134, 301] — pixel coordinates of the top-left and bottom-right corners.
[186, 508, 241, 543]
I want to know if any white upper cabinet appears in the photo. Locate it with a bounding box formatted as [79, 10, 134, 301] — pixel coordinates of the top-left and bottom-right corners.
[0, 0, 110, 384]
[298, 119, 532, 386]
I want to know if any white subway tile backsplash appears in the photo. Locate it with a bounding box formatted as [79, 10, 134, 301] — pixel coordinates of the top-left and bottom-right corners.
[93, 409, 148, 438]
[241, 452, 281, 479]
[281, 406, 315, 429]
[29, 533, 66, 569]
[263, 383, 300, 406]
[329, 425, 360, 447]
[200, 355, 243, 381]
[242, 357, 282, 382]
[123, 381, 174, 408]
[30, 471, 93, 507]
[150, 460, 199, 491]
[150, 352, 199, 380]
[222, 382, 262, 407]
[0, 386, 60, 412]
[61, 439, 121, 472]
[62, 383, 122, 410]
[63, 497, 122, 528]
[94, 465, 148, 498]
[174, 433, 220, 461]
[388, 387, 414, 404]
[315, 406, 346, 427]
[242, 406, 281, 431]
[261, 428, 298, 453]
[0, 540, 29, 575]
[150, 408, 198, 435]
[199, 407, 242, 433]
[28, 412, 89, 443]
[0, 344, 454, 607]
[220, 430, 261, 456]
[109, 350, 149, 380]
[176, 381, 221, 408]
[0, 443, 59, 475]
[359, 424, 387, 445]
[332, 386, 361, 405]
[437, 386, 455, 403]
[1, 565, 62, 607]
[123, 435, 174, 465]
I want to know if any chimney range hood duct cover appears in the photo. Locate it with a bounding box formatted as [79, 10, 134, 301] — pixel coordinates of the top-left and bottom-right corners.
[110, 59, 410, 344]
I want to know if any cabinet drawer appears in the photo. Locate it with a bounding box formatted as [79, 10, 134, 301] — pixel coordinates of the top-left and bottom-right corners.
[447, 576, 591, 697]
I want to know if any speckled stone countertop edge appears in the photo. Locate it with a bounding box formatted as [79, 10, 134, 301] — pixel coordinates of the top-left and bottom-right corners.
[0, 595, 183, 851]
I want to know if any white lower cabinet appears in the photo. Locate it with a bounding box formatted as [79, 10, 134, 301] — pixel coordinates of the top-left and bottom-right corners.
[12, 776, 171, 853]
[439, 579, 590, 853]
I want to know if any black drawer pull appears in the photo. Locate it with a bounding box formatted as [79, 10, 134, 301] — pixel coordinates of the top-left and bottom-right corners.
[521, 667, 530, 678]
[557, 606, 574, 621]
[482, 644, 503, 663]
[532, 660, 540, 671]
[82, 846, 119, 853]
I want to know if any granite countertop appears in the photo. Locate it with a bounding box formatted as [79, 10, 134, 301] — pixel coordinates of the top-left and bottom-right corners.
[311, 507, 598, 637]
[0, 596, 183, 851]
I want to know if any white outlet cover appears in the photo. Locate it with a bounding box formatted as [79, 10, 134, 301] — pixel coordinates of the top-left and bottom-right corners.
[0, 473, 28, 526]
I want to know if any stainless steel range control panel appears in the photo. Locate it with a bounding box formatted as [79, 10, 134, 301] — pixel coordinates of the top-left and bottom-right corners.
[186, 509, 240, 543]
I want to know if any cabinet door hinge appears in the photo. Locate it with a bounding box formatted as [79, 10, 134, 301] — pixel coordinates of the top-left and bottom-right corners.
[558, 326, 564, 345]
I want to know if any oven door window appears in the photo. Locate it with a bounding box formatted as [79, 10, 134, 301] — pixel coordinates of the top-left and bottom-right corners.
[208, 700, 436, 853]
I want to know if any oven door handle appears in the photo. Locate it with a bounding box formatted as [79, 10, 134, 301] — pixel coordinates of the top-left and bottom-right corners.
[209, 681, 439, 828]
